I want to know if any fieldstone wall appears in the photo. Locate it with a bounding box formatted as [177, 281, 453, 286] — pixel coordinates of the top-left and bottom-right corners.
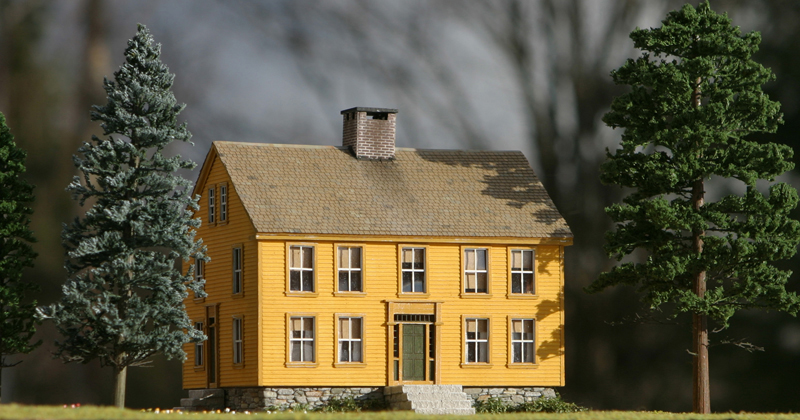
[462, 387, 557, 405]
[225, 387, 383, 411]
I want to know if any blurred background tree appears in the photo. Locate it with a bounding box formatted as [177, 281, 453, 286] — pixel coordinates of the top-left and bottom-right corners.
[1, 0, 799, 412]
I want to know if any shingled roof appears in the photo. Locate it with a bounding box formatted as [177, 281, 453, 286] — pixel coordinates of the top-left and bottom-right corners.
[201, 141, 572, 239]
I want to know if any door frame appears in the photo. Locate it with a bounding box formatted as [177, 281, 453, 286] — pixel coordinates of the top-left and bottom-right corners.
[385, 300, 442, 385]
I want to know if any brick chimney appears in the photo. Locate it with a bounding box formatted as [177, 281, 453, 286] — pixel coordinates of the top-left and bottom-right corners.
[341, 107, 398, 160]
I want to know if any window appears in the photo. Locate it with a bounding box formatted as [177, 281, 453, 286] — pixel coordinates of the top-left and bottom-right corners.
[195, 258, 204, 282]
[219, 184, 228, 222]
[232, 247, 243, 294]
[510, 249, 535, 294]
[232, 317, 243, 364]
[290, 316, 315, 362]
[464, 248, 488, 293]
[338, 317, 363, 363]
[208, 187, 215, 224]
[511, 319, 535, 364]
[465, 318, 489, 363]
[338, 246, 362, 292]
[194, 322, 204, 367]
[289, 245, 314, 292]
[401, 247, 425, 293]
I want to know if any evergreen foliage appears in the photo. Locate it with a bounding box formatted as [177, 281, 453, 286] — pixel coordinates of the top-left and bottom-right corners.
[38, 24, 206, 407]
[0, 112, 39, 402]
[588, 1, 800, 412]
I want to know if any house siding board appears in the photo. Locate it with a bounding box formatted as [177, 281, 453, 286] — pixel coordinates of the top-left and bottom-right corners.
[183, 154, 259, 389]
[255, 240, 564, 387]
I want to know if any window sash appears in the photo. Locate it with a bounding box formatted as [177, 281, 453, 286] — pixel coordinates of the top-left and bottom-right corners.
[464, 248, 488, 293]
[510, 250, 535, 294]
[194, 322, 204, 366]
[511, 319, 535, 363]
[208, 188, 215, 223]
[232, 247, 243, 294]
[233, 318, 243, 364]
[338, 317, 363, 362]
[290, 246, 315, 292]
[290, 316, 315, 362]
[195, 258, 204, 281]
[465, 318, 489, 363]
[220, 185, 228, 221]
[401, 248, 425, 293]
[338, 247, 362, 292]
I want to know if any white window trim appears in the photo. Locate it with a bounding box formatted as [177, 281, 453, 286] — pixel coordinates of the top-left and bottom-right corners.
[337, 316, 364, 364]
[509, 249, 536, 296]
[288, 245, 315, 293]
[337, 246, 363, 292]
[400, 247, 426, 294]
[463, 317, 491, 366]
[463, 248, 489, 294]
[510, 318, 535, 364]
[288, 315, 316, 364]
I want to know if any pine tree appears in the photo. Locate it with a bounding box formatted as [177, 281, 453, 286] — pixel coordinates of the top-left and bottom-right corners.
[0, 112, 39, 403]
[587, 2, 800, 413]
[38, 25, 206, 408]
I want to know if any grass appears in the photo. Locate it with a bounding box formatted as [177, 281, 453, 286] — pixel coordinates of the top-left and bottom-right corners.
[1, 405, 800, 420]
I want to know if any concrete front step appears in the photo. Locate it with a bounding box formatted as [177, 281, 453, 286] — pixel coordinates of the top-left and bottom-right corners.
[386, 392, 471, 403]
[387, 385, 475, 415]
[385, 384, 464, 395]
[393, 400, 474, 410]
[415, 408, 476, 415]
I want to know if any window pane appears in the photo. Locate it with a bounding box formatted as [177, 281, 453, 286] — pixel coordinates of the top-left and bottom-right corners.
[414, 272, 425, 292]
[340, 342, 349, 362]
[338, 272, 349, 291]
[350, 272, 362, 292]
[352, 341, 362, 362]
[403, 248, 413, 263]
[302, 247, 313, 268]
[291, 247, 301, 268]
[524, 273, 534, 293]
[465, 250, 475, 270]
[478, 342, 488, 362]
[523, 250, 533, 270]
[467, 319, 476, 333]
[402, 272, 412, 292]
[476, 249, 486, 270]
[291, 342, 301, 361]
[524, 343, 534, 363]
[511, 251, 521, 270]
[512, 273, 522, 293]
[302, 272, 313, 292]
[466, 273, 476, 290]
[477, 273, 487, 293]
[351, 318, 361, 339]
[414, 249, 424, 269]
[524, 320, 534, 338]
[467, 342, 476, 362]
[512, 319, 522, 333]
[350, 247, 361, 268]
[477, 319, 488, 339]
[303, 318, 314, 337]
[340, 318, 350, 339]
[338, 247, 348, 269]
[303, 342, 314, 362]
[513, 342, 522, 363]
[290, 271, 301, 291]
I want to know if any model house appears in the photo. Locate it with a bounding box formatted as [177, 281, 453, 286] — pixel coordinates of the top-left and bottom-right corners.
[181, 107, 572, 413]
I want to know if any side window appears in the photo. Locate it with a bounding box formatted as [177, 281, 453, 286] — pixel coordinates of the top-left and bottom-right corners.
[337, 246, 362, 292]
[401, 247, 425, 293]
[208, 186, 216, 224]
[510, 249, 535, 295]
[194, 322, 204, 367]
[219, 183, 228, 222]
[194, 257, 205, 300]
[338, 316, 363, 363]
[289, 245, 315, 292]
[465, 318, 489, 364]
[510, 318, 535, 364]
[289, 316, 315, 362]
[232, 246, 243, 294]
[464, 248, 488, 294]
[232, 317, 243, 365]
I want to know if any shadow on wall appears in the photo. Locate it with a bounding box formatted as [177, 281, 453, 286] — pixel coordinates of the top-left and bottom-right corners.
[415, 150, 571, 236]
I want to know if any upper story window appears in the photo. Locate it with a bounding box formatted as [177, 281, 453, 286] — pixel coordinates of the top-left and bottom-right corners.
[464, 248, 488, 294]
[290, 316, 315, 362]
[465, 318, 489, 364]
[289, 245, 315, 292]
[232, 246, 243, 294]
[510, 249, 535, 295]
[219, 183, 228, 222]
[207, 187, 216, 224]
[401, 247, 425, 293]
[338, 246, 362, 292]
[194, 258, 204, 282]
[511, 318, 535, 364]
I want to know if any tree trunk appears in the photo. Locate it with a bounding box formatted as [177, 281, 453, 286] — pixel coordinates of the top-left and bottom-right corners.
[113, 365, 127, 409]
[691, 176, 710, 414]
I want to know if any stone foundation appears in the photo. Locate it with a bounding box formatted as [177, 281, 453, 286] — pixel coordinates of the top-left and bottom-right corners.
[225, 387, 383, 411]
[462, 387, 557, 405]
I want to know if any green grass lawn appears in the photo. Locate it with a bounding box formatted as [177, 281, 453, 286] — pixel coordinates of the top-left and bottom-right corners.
[1, 405, 800, 420]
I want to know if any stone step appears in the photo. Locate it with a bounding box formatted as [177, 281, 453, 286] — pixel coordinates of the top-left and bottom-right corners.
[188, 388, 224, 399]
[180, 397, 224, 407]
[386, 392, 471, 403]
[384, 384, 463, 395]
[392, 399, 474, 410]
[415, 407, 476, 415]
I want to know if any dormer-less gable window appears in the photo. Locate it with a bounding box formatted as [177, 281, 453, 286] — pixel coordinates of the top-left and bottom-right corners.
[219, 183, 228, 223]
[208, 186, 216, 224]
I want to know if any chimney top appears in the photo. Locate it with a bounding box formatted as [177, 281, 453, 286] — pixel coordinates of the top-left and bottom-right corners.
[341, 107, 398, 160]
[340, 107, 398, 115]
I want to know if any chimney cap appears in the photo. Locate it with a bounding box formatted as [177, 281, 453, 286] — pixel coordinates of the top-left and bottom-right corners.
[340, 107, 398, 115]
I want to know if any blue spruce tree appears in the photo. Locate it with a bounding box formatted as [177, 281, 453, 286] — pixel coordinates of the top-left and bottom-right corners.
[39, 25, 207, 408]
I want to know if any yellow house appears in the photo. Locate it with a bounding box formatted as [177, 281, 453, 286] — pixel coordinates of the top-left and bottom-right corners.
[181, 107, 572, 413]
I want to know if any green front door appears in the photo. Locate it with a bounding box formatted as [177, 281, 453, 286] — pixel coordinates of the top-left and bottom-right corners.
[402, 324, 426, 381]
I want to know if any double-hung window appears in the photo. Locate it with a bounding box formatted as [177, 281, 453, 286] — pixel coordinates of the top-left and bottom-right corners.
[510, 249, 535, 295]
[232, 317, 243, 364]
[290, 316, 315, 362]
[511, 318, 535, 364]
[208, 187, 216, 224]
[289, 245, 314, 292]
[401, 247, 425, 293]
[194, 322, 204, 367]
[338, 317, 363, 363]
[338, 246, 362, 292]
[219, 184, 228, 222]
[232, 247, 243, 294]
[465, 318, 489, 363]
[464, 248, 488, 294]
